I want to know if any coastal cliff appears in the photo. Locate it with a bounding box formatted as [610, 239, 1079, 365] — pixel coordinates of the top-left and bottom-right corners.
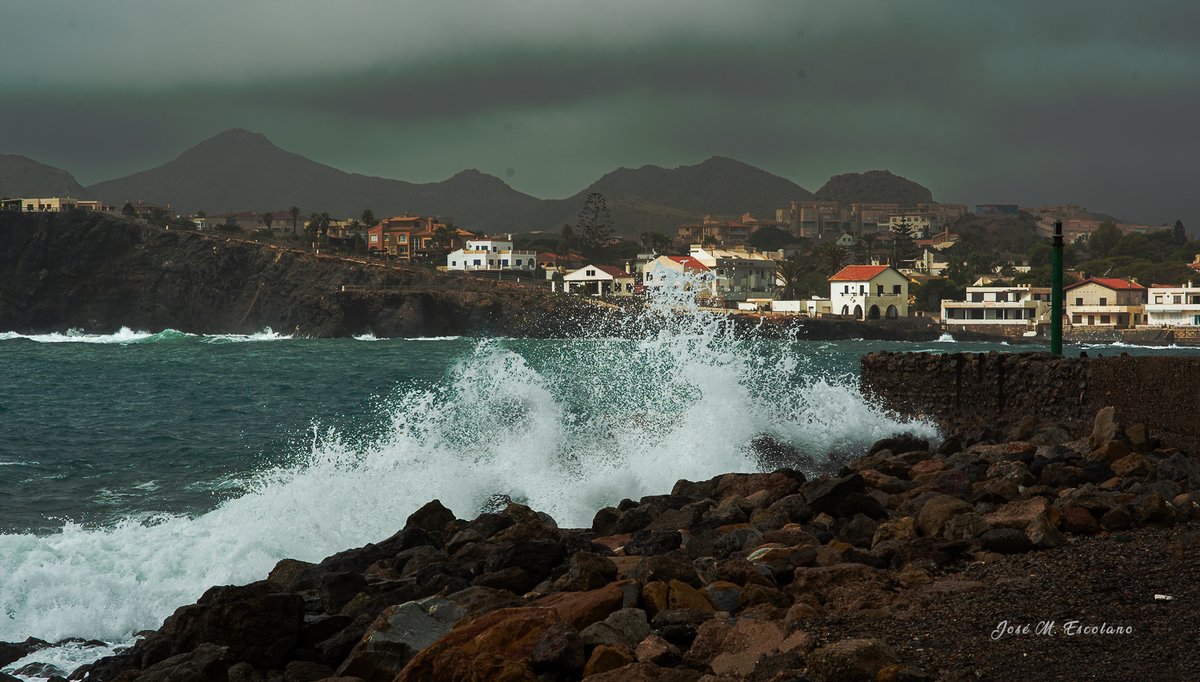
[0, 212, 600, 337]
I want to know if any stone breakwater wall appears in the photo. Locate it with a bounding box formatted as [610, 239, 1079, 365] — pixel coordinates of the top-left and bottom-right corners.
[860, 351, 1200, 453]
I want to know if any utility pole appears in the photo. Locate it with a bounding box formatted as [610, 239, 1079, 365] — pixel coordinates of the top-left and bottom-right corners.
[1051, 220, 1064, 355]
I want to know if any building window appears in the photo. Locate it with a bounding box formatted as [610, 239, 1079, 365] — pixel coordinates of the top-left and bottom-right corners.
[1174, 296, 1183, 304]
[1156, 295, 1164, 303]
[1099, 297, 1107, 305]
[369, 234, 379, 243]
[893, 284, 902, 294]
[1100, 315, 1111, 324]
[451, 261, 457, 267]
[1075, 297, 1083, 306]
[473, 259, 481, 266]
[1073, 315, 1082, 324]
[501, 259, 509, 267]
[515, 259, 522, 266]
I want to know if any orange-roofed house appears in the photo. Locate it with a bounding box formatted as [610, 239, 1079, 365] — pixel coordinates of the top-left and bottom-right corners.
[828, 264, 909, 320]
[1064, 278, 1146, 328]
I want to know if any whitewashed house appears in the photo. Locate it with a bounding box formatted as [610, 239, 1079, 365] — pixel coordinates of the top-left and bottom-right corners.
[828, 264, 909, 320]
[643, 255, 712, 292]
[559, 264, 635, 296]
[1145, 284, 1200, 326]
[941, 285, 1051, 328]
[688, 246, 777, 301]
[446, 236, 537, 271]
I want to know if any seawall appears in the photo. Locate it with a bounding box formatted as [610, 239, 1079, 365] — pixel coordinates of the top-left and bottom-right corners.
[860, 351, 1200, 453]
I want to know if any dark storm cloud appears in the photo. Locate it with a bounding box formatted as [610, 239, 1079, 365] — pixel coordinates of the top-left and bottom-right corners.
[1, 0, 1198, 226]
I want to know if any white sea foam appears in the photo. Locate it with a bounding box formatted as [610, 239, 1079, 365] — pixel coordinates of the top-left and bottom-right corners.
[199, 328, 293, 343]
[0, 327, 291, 345]
[353, 332, 381, 341]
[0, 281, 936, 669]
[934, 332, 956, 342]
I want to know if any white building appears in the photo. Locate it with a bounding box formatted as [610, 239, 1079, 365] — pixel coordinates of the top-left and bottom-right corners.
[828, 264, 909, 320]
[941, 285, 1051, 327]
[1145, 284, 1200, 326]
[887, 214, 931, 238]
[688, 245, 778, 301]
[559, 264, 635, 296]
[446, 237, 537, 271]
[643, 255, 711, 290]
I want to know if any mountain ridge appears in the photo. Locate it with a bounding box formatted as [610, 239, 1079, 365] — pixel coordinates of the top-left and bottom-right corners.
[6, 129, 941, 236]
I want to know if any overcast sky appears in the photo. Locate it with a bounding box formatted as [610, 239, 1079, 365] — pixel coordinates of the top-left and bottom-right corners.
[1, 0, 1197, 226]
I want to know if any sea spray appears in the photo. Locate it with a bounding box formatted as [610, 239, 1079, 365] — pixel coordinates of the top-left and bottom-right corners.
[0, 279, 937, 673]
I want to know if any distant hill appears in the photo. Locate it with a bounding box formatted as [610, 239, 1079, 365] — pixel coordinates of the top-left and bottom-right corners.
[0, 154, 87, 198]
[531, 157, 813, 234]
[83, 130, 814, 236]
[85, 129, 543, 226]
[815, 170, 934, 205]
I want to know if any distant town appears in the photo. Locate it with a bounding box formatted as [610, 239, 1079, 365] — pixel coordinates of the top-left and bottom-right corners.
[4, 193, 1196, 341]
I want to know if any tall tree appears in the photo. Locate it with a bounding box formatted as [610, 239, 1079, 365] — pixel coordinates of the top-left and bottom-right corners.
[362, 209, 377, 227]
[813, 241, 848, 276]
[558, 224, 575, 257]
[775, 257, 806, 300]
[640, 231, 673, 254]
[576, 192, 613, 260]
[1172, 219, 1187, 245]
[121, 202, 136, 217]
[261, 211, 274, 231]
[1088, 221, 1122, 257]
[289, 206, 301, 235]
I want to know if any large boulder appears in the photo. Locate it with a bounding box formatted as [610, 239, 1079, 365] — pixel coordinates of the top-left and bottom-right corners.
[806, 638, 898, 682]
[336, 597, 465, 682]
[158, 582, 304, 669]
[395, 607, 560, 682]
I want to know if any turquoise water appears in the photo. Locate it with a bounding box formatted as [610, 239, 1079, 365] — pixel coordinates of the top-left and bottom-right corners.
[1, 324, 1197, 675]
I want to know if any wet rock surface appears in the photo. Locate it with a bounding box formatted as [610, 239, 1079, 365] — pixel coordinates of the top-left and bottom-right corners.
[12, 406, 1199, 681]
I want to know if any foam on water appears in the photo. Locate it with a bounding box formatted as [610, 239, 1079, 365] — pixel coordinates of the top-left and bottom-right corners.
[0, 280, 935, 674]
[0, 327, 291, 345]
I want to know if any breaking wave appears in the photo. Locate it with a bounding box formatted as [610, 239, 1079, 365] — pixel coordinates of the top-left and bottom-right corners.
[0, 327, 293, 344]
[0, 282, 936, 675]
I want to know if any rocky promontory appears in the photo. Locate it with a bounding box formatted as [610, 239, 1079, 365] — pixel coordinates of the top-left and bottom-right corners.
[0, 212, 602, 338]
[32, 403, 1197, 682]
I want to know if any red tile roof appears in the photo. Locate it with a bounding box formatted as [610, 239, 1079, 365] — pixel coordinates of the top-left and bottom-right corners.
[829, 265, 892, 282]
[594, 264, 632, 279]
[1065, 277, 1145, 291]
[665, 255, 710, 271]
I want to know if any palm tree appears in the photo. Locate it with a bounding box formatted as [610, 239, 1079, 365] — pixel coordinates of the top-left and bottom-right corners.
[432, 225, 454, 253]
[813, 241, 848, 276]
[289, 206, 300, 235]
[775, 257, 807, 300]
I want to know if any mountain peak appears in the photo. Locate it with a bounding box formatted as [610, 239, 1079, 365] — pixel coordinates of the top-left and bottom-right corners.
[192, 128, 275, 150]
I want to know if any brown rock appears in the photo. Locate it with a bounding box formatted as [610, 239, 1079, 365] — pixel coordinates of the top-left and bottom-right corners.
[1091, 440, 1130, 465]
[806, 638, 898, 682]
[635, 634, 681, 666]
[554, 552, 619, 592]
[583, 644, 634, 678]
[336, 598, 466, 682]
[708, 619, 788, 677]
[668, 580, 714, 613]
[1089, 406, 1124, 450]
[530, 582, 627, 630]
[641, 581, 669, 618]
[700, 581, 743, 614]
[941, 512, 990, 541]
[1060, 506, 1100, 535]
[916, 495, 972, 536]
[985, 497, 1049, 529]
[871, 517, 917, 548]
[395, 607, 559, 682]
[530, 621, 586, 674]
[1025, 514, 1066, 549]
[1112, 454, 1154, 479]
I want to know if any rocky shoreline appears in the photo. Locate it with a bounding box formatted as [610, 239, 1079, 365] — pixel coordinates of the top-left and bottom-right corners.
[5, 404, 1195, 682]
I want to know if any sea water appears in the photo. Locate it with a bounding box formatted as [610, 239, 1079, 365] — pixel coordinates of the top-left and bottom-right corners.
[2, 312, 1197, 677]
